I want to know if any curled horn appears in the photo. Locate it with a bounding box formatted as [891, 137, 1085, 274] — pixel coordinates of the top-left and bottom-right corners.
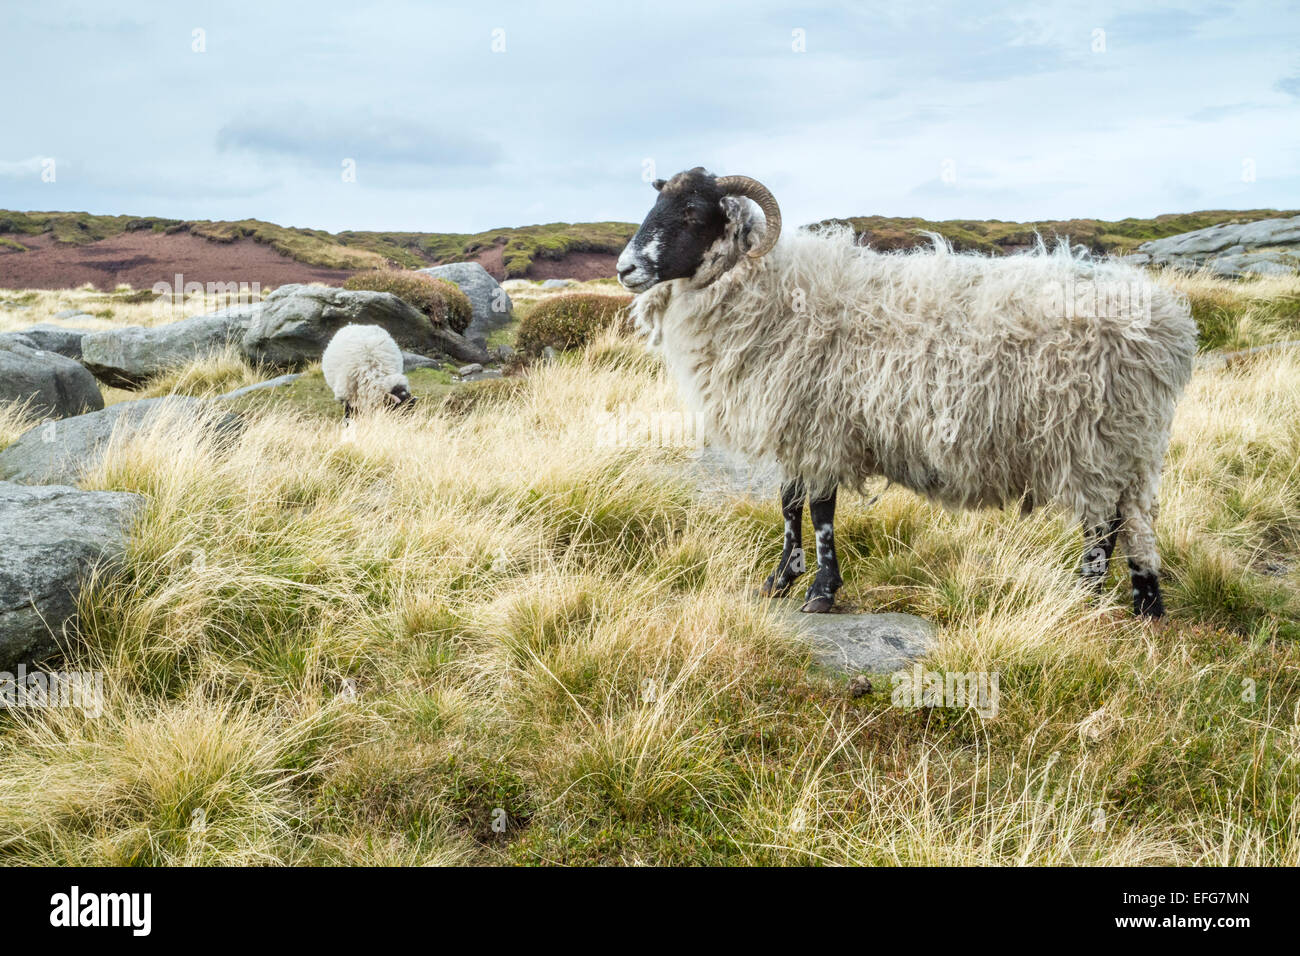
[716, 175, 781, 258]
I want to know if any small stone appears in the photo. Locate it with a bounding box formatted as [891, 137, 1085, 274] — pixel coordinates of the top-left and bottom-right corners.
[458, 363, 484, 377]
[848, 675, 873, 698]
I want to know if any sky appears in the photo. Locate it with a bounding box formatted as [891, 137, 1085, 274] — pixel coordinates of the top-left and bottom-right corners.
[2, 0, 1299, 233]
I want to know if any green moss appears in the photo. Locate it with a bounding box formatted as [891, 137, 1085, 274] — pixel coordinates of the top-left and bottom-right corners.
[0, 237, 28, 252]
[516, 292, 634, 356]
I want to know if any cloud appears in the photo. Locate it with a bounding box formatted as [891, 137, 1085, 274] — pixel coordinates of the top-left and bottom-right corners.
[215, 107, 503, 169]
[1276, 72, 1300, 98]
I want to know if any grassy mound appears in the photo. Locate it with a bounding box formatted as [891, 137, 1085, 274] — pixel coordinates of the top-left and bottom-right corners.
[1160, 272, 1300, 352]
[343, 270, 473, 334]
[516, 292, 634, 356]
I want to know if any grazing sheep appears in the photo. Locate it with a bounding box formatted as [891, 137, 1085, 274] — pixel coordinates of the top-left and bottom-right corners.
[619, 168, 1196, 617]
[321, 324, 415, 418]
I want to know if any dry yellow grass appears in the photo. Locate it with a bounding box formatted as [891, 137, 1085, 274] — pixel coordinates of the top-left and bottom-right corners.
[0, 289, 1298, 865]
[0, 285, 265, 334]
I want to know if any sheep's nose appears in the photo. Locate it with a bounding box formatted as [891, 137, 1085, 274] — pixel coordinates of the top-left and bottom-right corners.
[618, 264, 637, 279]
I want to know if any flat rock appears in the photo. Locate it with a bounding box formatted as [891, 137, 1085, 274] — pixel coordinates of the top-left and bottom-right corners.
[0, 480, 144, 671]
[1, 323, 94, 361]
[0, 396, 241, 486]
[784, 610, 936, 674]
[81, 306, 258, 388]
[217, 374, 302, 401]
[0, 337, 104, 420]
[1135, 214, 1300, 277]
[1206, 250, 1299, 277]
[418, 263, 513, 347]
[402, 351, 440, 372]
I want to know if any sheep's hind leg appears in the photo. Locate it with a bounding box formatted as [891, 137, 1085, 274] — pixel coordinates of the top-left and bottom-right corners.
[760, 479, 807, 598]
[1079, 511, 1123, 592]
[801, 485, 842, 614]
[1118, 489, 1165, 618]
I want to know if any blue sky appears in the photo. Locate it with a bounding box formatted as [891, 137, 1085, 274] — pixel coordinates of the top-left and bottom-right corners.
[3, 0, 1298, 232]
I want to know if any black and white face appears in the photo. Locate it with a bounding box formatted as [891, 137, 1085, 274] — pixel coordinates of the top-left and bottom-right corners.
[617, 167, 729, 293]
[387, 383, 414, 409]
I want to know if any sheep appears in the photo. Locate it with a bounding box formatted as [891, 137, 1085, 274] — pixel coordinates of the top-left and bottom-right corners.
[320, 324, 415, 418]
[618, 167, 1197, 618]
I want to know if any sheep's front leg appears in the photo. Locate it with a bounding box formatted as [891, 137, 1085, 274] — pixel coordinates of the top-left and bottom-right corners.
[1079, 511, 1123, 592]
[760, 479, 807, 597]
[801, 485, 842, 613]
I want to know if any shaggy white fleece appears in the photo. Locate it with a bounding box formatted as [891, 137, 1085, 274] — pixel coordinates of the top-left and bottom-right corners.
[631, 213, 1197, 572]
[321, 324, 409, 412]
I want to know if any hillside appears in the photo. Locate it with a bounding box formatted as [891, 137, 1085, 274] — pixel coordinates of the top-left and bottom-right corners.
[1, 208, 1297, 290]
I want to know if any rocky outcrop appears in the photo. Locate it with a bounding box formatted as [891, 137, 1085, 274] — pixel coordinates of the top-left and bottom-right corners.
[1126, 215, 1300, 277]
[0, 481, 143, 671]
[242, 284, 489, 368]
[418, 263, 513, 346]
[80, 306, 257, 388]
[0, 323, 94, 361]
[0, 397, 241, 486]
[0, 337, 104, 420]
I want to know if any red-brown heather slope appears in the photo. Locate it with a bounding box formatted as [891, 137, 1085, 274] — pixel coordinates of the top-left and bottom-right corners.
[0, 230, 618, 289]
[0, 232, 355, 291]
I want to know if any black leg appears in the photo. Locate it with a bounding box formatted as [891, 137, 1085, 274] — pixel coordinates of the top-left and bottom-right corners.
[760, 480, 807, 597]
[343, 401, 354, 420]
[1079, 512, 1123, 592]
[802, 484, 842, 613]
[1129, 559, 1165, 618]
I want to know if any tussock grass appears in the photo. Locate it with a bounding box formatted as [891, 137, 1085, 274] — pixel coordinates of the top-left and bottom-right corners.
[1, 300, 1299, 863]
[1157, 271, 1300, 352]
[0, 398, 40, 451]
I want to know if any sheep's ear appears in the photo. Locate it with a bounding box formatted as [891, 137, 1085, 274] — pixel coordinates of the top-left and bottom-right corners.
[652, 179, 666, 191]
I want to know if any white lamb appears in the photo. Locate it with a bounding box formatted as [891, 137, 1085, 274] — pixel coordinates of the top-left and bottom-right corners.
[320, 324, 415, 418]
[618, 168, 1197, 618]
